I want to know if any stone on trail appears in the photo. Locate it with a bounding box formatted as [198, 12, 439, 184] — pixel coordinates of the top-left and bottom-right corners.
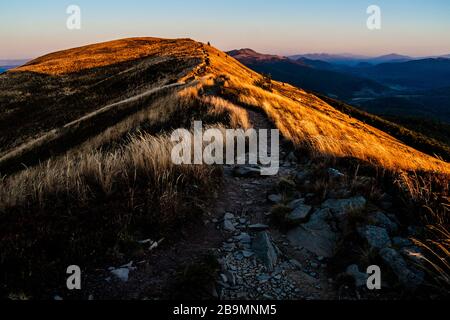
[346, 264, 368, 288]
[358, 225, 392, 250]
[392, 237, 413, 248]
[235, 232, 252, 244]
[287, 209, 337, 258]
[268, 194, 283, 204]
[379, 248, 424, 289]
[321, 196, 367, 219]
[252, 232, 278, 272]
[110, 268, 130, 282]
[288, 198, 305, 209]
[224, 219, 236, 232]
[287, 204, 313, 224]
[242, 250, 255, 258]
[327, 168, 345, 179]
[224, 212, 234, 220]
[368, 211, 399, 235]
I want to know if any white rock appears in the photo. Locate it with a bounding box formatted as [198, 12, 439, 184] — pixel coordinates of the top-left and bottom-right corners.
[268, 194, 283, 204]
[224, 219, 236, 232]
[111, 268, 130, 282]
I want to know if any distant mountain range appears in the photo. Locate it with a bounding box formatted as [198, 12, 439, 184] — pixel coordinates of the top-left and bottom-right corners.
[0, 59, 29, 73]
[346, 58, 450, 90]
[0, 59, 29, 67]
[229, 49, 450, 123]
[288, 53, 450, 66]
[227, 49, 390, 99]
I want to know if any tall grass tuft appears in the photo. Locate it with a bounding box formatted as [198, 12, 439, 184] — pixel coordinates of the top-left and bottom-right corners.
[0, 133, 219, 296]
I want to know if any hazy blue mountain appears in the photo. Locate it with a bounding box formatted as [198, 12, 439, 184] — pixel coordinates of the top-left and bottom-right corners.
[232, 50, 450, 123]
[0, 59, 29, 67]
[289, 53, 414, 66]
[229, 49, 390, 100]
[365, 54, 412, 64]
[0, 59, 30, 74]
[288, 53, 370, 66]
[0, 66, 19, 73]
[350, 58, 450, 90]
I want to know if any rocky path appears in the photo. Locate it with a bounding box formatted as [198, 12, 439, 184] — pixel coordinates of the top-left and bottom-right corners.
[212, 110, 336, 300]
[81, 104, 424, 301]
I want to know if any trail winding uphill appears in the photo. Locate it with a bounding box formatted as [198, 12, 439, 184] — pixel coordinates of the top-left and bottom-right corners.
[82, 105, 337, 300]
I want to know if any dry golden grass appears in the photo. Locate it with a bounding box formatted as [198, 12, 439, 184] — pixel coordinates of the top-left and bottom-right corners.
[0, 132, 212, 210]
[11, 37, 204, 75]
[0, 75, 249, 210]
[0, 129, 220, 295]
[10, 37, 450, 173]
[3, 37, 449, 217]
[198, 44, 450, 174]
[394, 172, 450, 292]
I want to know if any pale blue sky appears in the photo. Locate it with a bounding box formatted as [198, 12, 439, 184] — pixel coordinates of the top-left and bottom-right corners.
[0, 0, 449, 59]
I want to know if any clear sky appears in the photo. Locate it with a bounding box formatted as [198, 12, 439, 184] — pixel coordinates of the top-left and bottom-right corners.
[1, 0, 449, 59]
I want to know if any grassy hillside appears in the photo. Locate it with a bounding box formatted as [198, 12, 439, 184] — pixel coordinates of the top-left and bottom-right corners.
[317, 94, 450, 162]
[0, 38, 205, 157]
[2, 38, 448, 174]
[0, 37, 449, 297]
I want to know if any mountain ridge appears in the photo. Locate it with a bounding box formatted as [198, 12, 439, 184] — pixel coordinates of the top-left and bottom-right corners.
[1, 38, 448, 174]
[228, 48, 391, 100]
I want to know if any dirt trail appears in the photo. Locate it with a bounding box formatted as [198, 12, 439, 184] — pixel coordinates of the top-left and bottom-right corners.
[212, 109, 336, 300]
[81, 107, 336, 301]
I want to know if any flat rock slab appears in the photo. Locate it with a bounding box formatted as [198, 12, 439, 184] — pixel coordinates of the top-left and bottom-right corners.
[346, 264, 368, 287]
[223, 219, 236, 232]
[358, 225, 392, 250]
[110, 268, 130, 282]
[252, 232, 278, 272]
[380, 248, 424, 289]
[287, 204, 313, 223]
[287, 209, 337, 258]
[368, 211, 399, 235]
[322, 196, 367, 219]
[268, 194, 283, 204]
